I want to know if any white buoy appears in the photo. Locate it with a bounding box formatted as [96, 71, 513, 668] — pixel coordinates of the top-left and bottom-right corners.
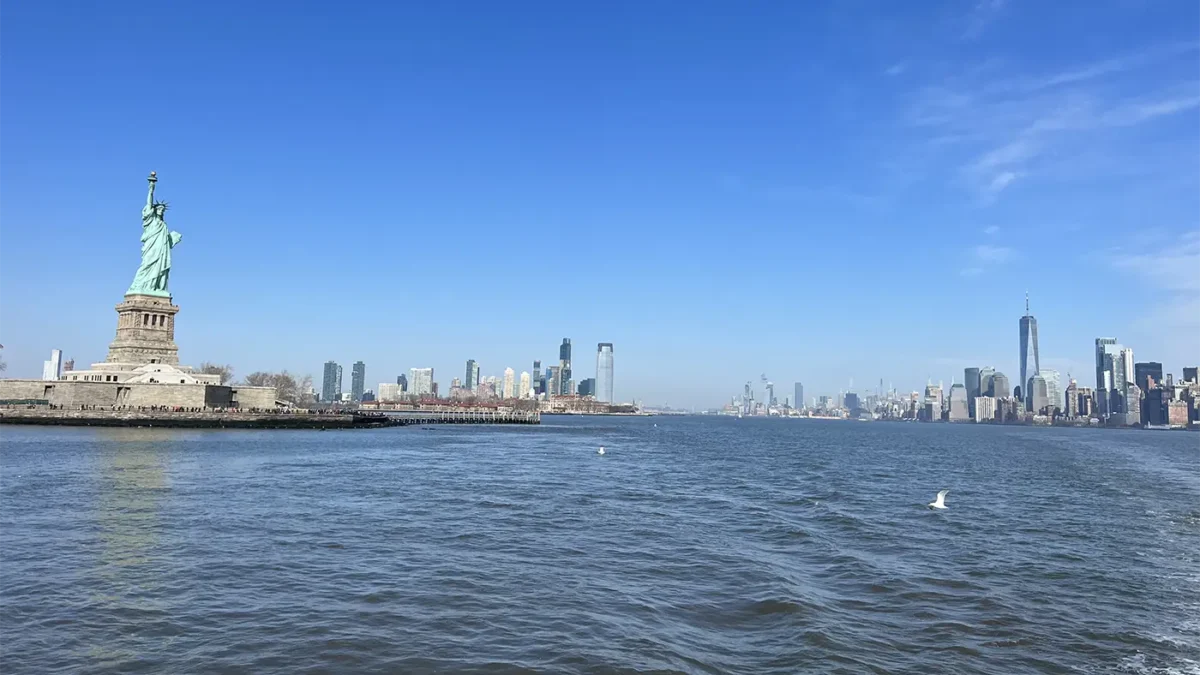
[597, 446, 605, 455]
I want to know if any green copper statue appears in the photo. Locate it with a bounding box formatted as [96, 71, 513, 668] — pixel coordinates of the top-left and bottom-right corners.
[127, 171, 183, 297]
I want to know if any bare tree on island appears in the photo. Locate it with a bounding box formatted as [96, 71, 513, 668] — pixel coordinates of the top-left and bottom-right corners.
[198, 362, 235, 385]
[242, 371, 315, 407]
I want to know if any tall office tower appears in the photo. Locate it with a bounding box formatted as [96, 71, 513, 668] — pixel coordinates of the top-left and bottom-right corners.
[548, 366, 561, 398]
[351, 361, 366, 402]
[1040, 369, 1062, 414]
[1184, 367, 1198, 384]
[1094, 338, 1120, 392]
[794, 383, 804, 410]
[965, 367, 981, 418]
[558, 338, 572, 395]
[1076, 387, 1094, 417]
[844, 392, 861, 412]
[42, 349, 63, 381]
[532, 360, 542, 394]
[595, 343, 614, 403]
[1118, 348, 1134, 392]
[518, 371, 532, 399]
[1124, 384, 1142, 425]
[397, 373, 408, 392]
[465, 360, 479, 390]
[991, 372, 1010, 399]
[1019, 293, 1040, 407]
[948, 384, 970, 421]
[502, 368, 515, 399]
[1064, 379, 1079, 417]
[978, 367, 996, 401]
[1103, 345, 1133, 414]
[1145, 386, 1170, 425]
[1134, 362, 1163, 391]
[765, 382, 776, 406]
[322, 361, 342, 402]
[1028, 375, 1049, 413]
[924, 383, 943, 421]
[409, 368, 434, 397]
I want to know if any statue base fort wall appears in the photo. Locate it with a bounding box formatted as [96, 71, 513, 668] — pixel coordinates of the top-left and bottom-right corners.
[0, 379, 278, 410]
[1, 292, 278, 410]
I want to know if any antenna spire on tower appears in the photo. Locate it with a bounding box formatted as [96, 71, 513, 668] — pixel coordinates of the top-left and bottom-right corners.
[1025, 291, 1030, 314]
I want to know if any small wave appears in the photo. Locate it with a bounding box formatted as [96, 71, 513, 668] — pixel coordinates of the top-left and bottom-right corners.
[1117, 653, 1200, 675]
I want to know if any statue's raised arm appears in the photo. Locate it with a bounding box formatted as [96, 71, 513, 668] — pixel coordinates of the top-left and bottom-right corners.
[144, 171, 158, 214]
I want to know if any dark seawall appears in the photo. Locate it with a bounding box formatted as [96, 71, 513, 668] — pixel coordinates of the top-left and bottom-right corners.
[0, 409, 391, 430]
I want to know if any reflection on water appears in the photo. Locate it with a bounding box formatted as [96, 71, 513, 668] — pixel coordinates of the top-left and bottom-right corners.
[94, 430, 172, 567]
[89, 431, 172, 664]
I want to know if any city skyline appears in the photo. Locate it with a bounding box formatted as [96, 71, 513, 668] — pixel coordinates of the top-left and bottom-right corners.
[1, 4, 1196, 409]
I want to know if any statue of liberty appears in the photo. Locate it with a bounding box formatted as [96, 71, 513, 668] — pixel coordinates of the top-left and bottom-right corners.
[128, 171, 183, 296]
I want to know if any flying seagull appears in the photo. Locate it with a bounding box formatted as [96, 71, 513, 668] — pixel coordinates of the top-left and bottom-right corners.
[928, 490, 949, 510]
[597, 446, 605, 455]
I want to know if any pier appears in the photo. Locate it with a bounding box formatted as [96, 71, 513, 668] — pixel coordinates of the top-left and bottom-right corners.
[379, 409, 541, 425]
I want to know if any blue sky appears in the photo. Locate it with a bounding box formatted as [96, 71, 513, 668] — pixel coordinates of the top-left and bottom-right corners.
[1, 1, 1197, 408]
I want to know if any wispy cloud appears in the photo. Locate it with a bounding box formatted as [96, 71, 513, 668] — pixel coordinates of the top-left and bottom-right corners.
[962, 0, 1007, 39]
[885, 62, 908, 77]
[905, 44, 1200, 203]
[984, 171, 1020, 198]
[961, 243, 1016, 277]
[983, 225, 1000, 235]
[1107, 231, 1200, 328]
[972, 244, 1015, 263]
[1110, 231, 1200, 293]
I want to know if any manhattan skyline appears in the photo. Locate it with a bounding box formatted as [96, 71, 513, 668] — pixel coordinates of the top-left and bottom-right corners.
[1, 2, 1197, 409]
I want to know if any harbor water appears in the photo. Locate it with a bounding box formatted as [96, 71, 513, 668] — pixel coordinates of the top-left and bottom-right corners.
[1, 417, 1197, 674]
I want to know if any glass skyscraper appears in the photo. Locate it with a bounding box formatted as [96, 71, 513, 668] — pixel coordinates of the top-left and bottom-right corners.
[964, 367, 981, 418]
[794, 382, 804, 409]
[322, 360, 342, 403]
[991, 372, 1010, 399]
[465, 359, 479, 390]
[351, 361, 366, 402]
[595, 343, 614, 403]
[558, 338, 572, 395]
[1019, 294, 1040, 407]
[1040, 368, 1061, 414]
[1134, 361, 1162, 391]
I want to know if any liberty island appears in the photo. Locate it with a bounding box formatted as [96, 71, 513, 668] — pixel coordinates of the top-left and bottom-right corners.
[0, 172, 278, 413]
[0, 173, 539, 428]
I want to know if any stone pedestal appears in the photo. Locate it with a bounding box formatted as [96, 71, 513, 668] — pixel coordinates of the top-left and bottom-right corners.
[105, 294, 180, 366]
